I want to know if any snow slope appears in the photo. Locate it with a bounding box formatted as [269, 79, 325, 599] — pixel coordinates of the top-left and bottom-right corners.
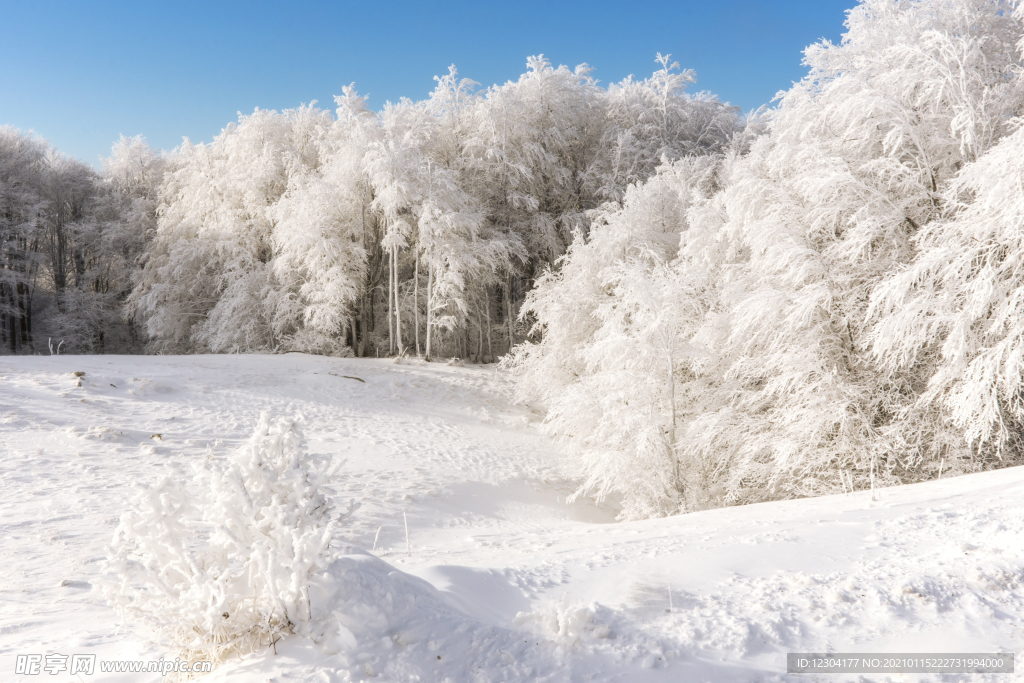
[1, 354, 1022, 682]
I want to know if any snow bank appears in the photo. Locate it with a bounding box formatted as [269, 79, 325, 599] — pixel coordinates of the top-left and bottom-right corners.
[306, 546, 550, 681]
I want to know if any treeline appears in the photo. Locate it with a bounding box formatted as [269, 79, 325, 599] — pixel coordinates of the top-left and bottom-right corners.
[0, 132, 158, 353]
[510, 0, 1024, 518]
[0, 54, 737, 359]
[134, 56, 738, 358]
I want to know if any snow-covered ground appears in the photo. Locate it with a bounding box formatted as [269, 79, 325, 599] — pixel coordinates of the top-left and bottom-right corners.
[1, 354, 1023, 682]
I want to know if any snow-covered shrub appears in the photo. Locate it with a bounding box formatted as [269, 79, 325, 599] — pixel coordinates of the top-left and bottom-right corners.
[514, 599, 612, 651]
[104, 412, 337, 665]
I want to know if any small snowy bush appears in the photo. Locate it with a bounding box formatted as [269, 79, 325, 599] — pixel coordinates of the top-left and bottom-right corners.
[104, 412, 337, 665]
[514, 600, 612, 650]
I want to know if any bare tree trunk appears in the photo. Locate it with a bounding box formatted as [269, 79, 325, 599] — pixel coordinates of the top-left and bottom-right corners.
[476, 302, 483, 362]
[25, 285, 31, 347]
[387, 247, 394, 355]
[358, 194, 377, 358]
[505, 274, 514, 354]
[0, 283, 7, 351]
[425, 259, 434, 360]
[414, 246, 421, 356]
[394, 247, 404, 356]
[0, 283, 6, 350]
[359, 292, 371, 358]
[6, 283, 15, 353]
[668, 347, 679, 492]
[485, 287, 492, 359]
[17, 281, 29, 348]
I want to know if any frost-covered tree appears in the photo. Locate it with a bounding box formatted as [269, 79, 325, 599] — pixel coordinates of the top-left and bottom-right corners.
[0, 127, 46, 353]
[510, 0, 1024, 517]
[43, 144, 152, 353]
[675, 0, 1024, 506]
[412, 68, 522, 360]
[91, 135, 170, 351]
[588, 53, 739, 202]
[119, 53, 739, 362]
[871, 120, 1024, 465]
[270, 170, 366, 355]
[510, 157, 722, 518]
[452, 54, 740, 359]
[324, 86, 387, 357]
[463, 57, 603, 352]
[364, 98, 433, 355]
[0, 128, 156, 354]
[130, 105, 343, 353]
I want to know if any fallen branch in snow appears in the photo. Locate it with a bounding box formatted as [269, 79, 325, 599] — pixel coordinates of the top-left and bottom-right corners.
[328, 373, 365, 383]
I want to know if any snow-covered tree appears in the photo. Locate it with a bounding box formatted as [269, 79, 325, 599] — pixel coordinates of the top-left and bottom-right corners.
[588, 53, 739, 202]
[1, 128, 156, 354]
[116, 53, 742, 363]
[130, 105, 344, 354]
[92, 135, 170, 351]
[510, 156, 722, 518]
[0, 127, 46, 353]
[364, 99, 433, 356]
[674, 0, 1024, 506]
[871, 120, 1024, 465]
[270, 170, 366, 355]
[510, 0, 1024, 517]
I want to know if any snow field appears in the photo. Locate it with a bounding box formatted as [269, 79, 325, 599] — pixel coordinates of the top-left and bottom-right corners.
[1, 354, 1023, 682]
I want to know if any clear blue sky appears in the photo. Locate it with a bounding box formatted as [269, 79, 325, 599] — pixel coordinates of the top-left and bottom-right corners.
[0, 0, 855, 166]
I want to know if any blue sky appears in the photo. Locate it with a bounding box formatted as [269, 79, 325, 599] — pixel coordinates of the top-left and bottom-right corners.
[0, 0, 854, 165]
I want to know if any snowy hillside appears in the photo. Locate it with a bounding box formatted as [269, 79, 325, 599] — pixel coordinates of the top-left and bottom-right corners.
[2, 354, 1023, 682]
